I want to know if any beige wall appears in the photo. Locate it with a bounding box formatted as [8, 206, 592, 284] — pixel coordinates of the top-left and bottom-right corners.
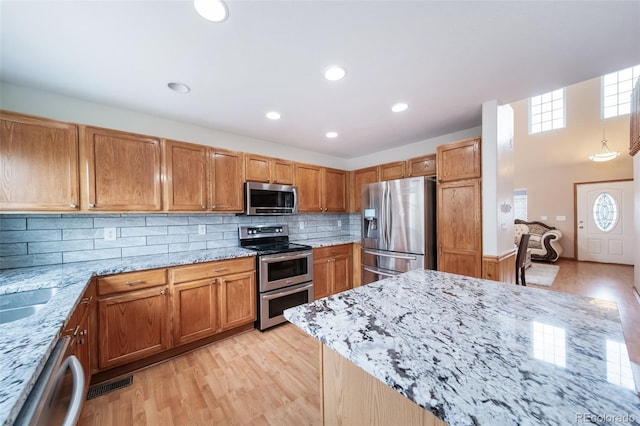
[512, 76, 633, 259]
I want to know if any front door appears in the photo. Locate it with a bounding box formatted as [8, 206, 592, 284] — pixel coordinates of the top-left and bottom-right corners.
[576, 180, 634, 265]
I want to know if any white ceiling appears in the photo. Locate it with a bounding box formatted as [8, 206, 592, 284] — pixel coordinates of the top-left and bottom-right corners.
[1, 1, 639, 158]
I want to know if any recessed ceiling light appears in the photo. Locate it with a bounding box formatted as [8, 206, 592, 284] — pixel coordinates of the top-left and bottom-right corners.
[168, 82, 191, 94]
[324, 66, 346, 81]
[194, 0, 228, 22]
[266, 111, 281, 120]
[326, 132, 338, 139]
[391, 102, 409, 112]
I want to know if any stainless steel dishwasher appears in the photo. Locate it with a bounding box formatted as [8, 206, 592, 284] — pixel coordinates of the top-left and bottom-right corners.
[14, 336, 85, 426]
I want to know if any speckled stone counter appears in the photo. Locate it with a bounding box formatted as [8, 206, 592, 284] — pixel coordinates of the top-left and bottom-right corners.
[0, 247, 255, 426]
[285, 269, 640, 425]
[293, 234, 360, 248]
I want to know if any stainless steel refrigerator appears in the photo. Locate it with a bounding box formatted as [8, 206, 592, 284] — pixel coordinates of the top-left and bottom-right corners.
[361, 176, 436, 284]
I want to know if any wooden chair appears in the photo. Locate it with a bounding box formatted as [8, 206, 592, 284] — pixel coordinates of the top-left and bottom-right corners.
[515, 233, 531, 286]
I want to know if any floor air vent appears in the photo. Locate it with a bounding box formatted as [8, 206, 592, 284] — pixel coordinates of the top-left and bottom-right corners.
[87, 376, 133, 400]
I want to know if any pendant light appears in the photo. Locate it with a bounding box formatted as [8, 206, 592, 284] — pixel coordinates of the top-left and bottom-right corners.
[589, 129, 620, 162]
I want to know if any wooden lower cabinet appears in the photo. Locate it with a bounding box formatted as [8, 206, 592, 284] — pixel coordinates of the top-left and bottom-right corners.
[63, 283, 95, 394]
[314, 244, 353, 299]
[173, 278, 219, 346]
[98, 285, 170, 370]
[219, 271, 256, 331]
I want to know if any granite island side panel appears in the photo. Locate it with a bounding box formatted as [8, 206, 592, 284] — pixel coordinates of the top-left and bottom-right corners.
[284, 269, 640, 426]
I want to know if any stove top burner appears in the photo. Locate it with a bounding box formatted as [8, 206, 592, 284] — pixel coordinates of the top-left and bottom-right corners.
[242, 242, 312, 255]
[239, 225, 311, 255]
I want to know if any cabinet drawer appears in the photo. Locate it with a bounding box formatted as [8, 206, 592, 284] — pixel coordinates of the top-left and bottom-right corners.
[97, 269, 167, 295]
[314, 244, 351, 259]
[170, 257, 255, 284]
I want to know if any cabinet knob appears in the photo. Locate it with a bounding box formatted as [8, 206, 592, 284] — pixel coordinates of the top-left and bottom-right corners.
[81, 296, 92, 304]
[70, 203, 78, 209]
[211, 279, 217, 285]
[88, 203, 96, 208]
[201, 205, 206, 209]
[160, 289, 166, 295]
[211, 205, 216, 209]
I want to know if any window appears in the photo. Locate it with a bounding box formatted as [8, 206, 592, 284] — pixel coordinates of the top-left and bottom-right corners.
[514, 189, 527, 221]
[602, 65, 640, 119]
[529, 88, 565, 134]
[593, 192, 618, 232]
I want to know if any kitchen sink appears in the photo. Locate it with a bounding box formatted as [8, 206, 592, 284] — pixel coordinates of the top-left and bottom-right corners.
[0, 287, 57, 324]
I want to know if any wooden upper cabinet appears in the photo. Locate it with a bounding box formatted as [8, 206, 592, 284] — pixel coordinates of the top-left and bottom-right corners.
[210, 149, 243, 212]
[0, 111, 80, 211]
[163, 140, 208, 211]
[407, 154, 436, 177]
[83, 126, 162, 211]
[296, 164, 347, 213]
[350, 166, 379, 212]
[324, 168, 348, 212]
[378, 161, 406, 181]
[436, 137, 481, 183]
[244, 154, 293, 184]
[295, 163, 323, 212]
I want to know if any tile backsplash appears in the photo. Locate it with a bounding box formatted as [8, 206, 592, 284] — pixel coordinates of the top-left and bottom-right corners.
[0, 213, 361, 270]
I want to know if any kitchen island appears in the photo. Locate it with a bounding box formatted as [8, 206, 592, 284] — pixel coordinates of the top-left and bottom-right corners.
[284, 269, 640, 425]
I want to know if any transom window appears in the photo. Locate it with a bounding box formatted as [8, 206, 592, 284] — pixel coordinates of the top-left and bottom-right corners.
[602, 65, 640, 119]
[529, 88, 565, 134]
[593, 192, 618, 232]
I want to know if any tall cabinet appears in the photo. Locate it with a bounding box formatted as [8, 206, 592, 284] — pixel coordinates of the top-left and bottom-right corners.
[436, 138, 482, 278]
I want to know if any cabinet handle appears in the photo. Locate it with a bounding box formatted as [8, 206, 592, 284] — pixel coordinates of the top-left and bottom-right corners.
[438, 177, 442, 182]
[125, 279, 145, 286]
[211, 205, 216, 209]
[81, 296, 92, 304]
[211, 278, 217, 285]
[160, 289, 166, 295]
[88, 203, 96, 208]
[439, 246, 443, 256]
[72, 325, 80, 337]
[201, 205, 206, 209]
[70, 203, 78, 209]
[213, 267, 228, 272]
[77, 338, 85, 345]
[221, 279, 227, 285]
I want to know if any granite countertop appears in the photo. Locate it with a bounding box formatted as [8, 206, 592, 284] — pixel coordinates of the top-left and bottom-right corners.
[0, 236, 360, 425]
[285, 269, 640, 426]
[0, 247, 255, 426]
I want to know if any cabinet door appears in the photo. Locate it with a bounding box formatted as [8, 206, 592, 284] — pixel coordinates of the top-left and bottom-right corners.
[351, 166, 378, 212]
[271, 159, 294, 184]
[244, 154, 271, 183]
[84, 127, 162, 211]
[436, 138, 481, 183]
[295, 163, 323, 212]
[313, 257, 332, 300]
[211, 149, 243, 212]
[324, 168, 348, 212]
[0, 111, 80, 211]
[437, 179, 482, 278]
[407, 154, 436, 177]
[332, 254, 353, 294]
[219, 271, 256, 331]
[163, 140, 208, 211]
[173, 278, 218, 345]
[98, 286, 170, 369]
[378, 161, 405, 181]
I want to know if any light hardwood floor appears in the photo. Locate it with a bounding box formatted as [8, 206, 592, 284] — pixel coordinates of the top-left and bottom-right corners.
[80, 260, 638, 425]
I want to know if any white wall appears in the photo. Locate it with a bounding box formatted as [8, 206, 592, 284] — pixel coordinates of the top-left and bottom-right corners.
[0, 81, 481, 171]
[481, 101, 515, 257]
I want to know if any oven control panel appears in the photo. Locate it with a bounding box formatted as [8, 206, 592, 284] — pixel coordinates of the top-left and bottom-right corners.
[239, 224, 289, 239]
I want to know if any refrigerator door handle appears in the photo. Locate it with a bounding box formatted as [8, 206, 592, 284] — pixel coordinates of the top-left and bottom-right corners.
[364, 249, 417, 261]
[363, 266, 398, 278]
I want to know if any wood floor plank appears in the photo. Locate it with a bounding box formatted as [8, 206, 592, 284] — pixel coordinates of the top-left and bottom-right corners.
[80, 260, 638, 425]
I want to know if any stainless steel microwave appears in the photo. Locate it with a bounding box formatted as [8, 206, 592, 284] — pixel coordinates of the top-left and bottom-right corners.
[245, 181, 298, 215]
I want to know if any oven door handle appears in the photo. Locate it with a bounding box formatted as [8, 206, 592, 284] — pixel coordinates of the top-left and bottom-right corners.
[262, 282, 313, 301]
[260, 251, 312, 263]
[363, 266, 398, 278]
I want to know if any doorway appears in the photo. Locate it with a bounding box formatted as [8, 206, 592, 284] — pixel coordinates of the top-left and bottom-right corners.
[575, 180, 634, 265]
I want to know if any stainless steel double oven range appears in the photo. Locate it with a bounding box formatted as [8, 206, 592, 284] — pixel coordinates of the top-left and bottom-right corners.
[239, 225, 314, 331]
